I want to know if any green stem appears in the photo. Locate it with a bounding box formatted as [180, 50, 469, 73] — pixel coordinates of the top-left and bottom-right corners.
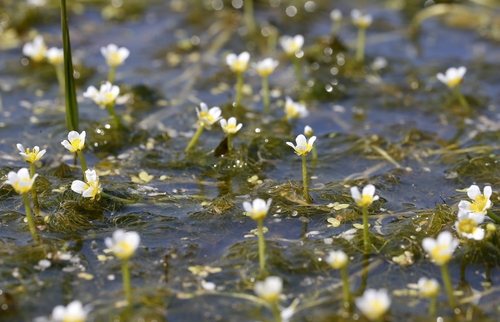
[227, 133, 233, 155]
[105, 103, 123, 128]
[23, 193, 39, 243]
[122, 258, 132, 305]
[271, 301, 282, 322]
[262, 76, 270, 114]
[340, 265, 351, 306]
[440, 263, 458, 309]
[257, 218, 266, 271]
[486, 210, 500, 223]
[108, 66, 116, 84]
[101, 192, 136, 204]
[362, 205, 370, 254]
[292, 56, 303, 84]
[331, 22, 340, 38]
[429, 295, 437, 315]
[356, 27, 366, 62]
[29, 163, 40, 216]
[185, 125, 205, 153]
[76, 150, 88, 179]
[243, 0, 256, 35]
[302, 154, 311, 203]
[454, 85, 470, 114]
[312, 145, 317, 162]
[236, 72, 243, 106]
[55, 63, 65, 96]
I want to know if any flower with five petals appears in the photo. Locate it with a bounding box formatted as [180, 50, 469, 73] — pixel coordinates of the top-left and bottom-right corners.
[286, 134, 316, 156]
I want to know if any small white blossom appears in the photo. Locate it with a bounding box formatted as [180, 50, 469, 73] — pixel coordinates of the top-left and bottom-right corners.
[17, 144, 46, 163]
[286, 134, 316, 156]
[45, 47, 64, 65]
[23, 35, 47, 62]
[325, 250, 348, 269]
[252, 58, 279, 77]
[61, 131, 86, 153]
[280, 35, 304, 56]
[417, 277, 440, 298]
[422, 231, 459, 266]
[284, 97, 309, 120]
[101, 44, 130, 67]
[436, 67, 466, 88]
[105, 229, 140, 260]
[52, 300, 90, 322]
[355, 288, 391, 321]
[458, 185, 491, 220]
[455, 212, 485, 241]
[5, 168, 38, 194]
[330, 9, 343, 22]
[220, 117, 243, 134]
[350, 184, 379, 207]
[196, 102, 221, 129]
[83, 82, 120, 108]
[304, 125, 314, 137]
[71, 169, 102, 199]
[254, 276, 282, 302]
[243, 198, 272, 221]
[351, 9, 373, 28]
[226, 52, 250, 73]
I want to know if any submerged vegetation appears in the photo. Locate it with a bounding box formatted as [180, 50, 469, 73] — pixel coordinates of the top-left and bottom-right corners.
[1, 0, 500, 321]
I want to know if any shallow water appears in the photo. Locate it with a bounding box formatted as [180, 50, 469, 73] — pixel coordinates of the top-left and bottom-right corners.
[1, 0, 500, 321]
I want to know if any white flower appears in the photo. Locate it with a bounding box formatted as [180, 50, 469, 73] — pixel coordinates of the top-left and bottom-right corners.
[61, 131, 86, 153]
[220, 117, 243, 134]
[16, 144, 46, 163]
[27, 0, 47, 7]
[417, 277, 440, 298]
[330, 9, 343, 22]
[254, 276, 282, 302]
[284, 97, 309, 120]
[436, 67, 466, 88]
[71, 169, 102, 199]
[45, 47, 64, 65]
[226, 52, 250, 73]
[83, 82, 120, 108]
[325, 250, 348, 269]
[455, 212, 485, 241]
[350, 184, 379, 207]
[243, 198, 272, 220]
[196, 102, 222, 129]
[458, 185, 492, 219]
[304, 125, 314, 137]
[351, 9, 373, 28]
[101, 44, 130, 67]
[5, 168, 38, 194]
[371, 57, 388, 70]
[105, 229, 140, 259]
[52, 300, 90, 322]
[422, 231, 459, 266]
[252, 58, 279, 77]
[280, 35, 304, 56]
[355, 288, 391, 321]
[23, 35, 47, 62]
[286, 134, 316, 156]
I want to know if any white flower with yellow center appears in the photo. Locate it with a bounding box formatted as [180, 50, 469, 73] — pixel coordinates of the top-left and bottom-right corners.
[304, 125, 314, 137]
[226, 52, 250, 73]
[286, 134, 316, 156]
[422, 231, 459, 266]
[458, 185, 491, 219]
[351, 9, 373, 28]
[284, 97, 309, 120]
[454, 212, 485, 241]
[16, 144, 46, 164]
[355, 288, 390, 321]
[417, 277, 440, 298]
[101, 44, 130, 67]
[436, 67, 466, 88]
[71, 169, 102, 199]
[220, 117, 243, 134]
[5, 168, 38, 194]
[243, 198, 272, 221]
[350, 184, 379, 207]
[252, 58, 279, 77]
[280, 35, 304, 56]
[325, 250, 348, 269]
[196, 102, 221, 130]
[45, 47, 64, 65]
[52, 300, 90, 322]
[83, 82, 120, 108]
[61, 131, 86, 153]
[105, 229, 140, 260]
[254, 276, 282, 302]
[330, 9, 343, 22]
[22, 35, 47, 62]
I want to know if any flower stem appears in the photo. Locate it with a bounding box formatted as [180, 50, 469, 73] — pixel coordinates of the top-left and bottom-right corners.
[486, 210, 500, 223]
[101, 192, 136, 204]
[108, 66, 116, 84]
[185, 125, 205, 153]
[429, 295, 437, 315]
[302, 154, 311, 203]
[311, 145, 317, 162]
[23, 193, 39, 243]
[292, 55, 303, 84]
[236, 71, 243, 106]
[122, 258, 132, 305]
[356, 27, 366, 62]
[340, 265, 351, 306]
[262, 76, 270, 114]
[257, 218, 266, 271]
[454, 85, 470, 114]
[362, 205, 370, 254]
[271, 301, 282, 322]
[227, 133, 233, 155]
[76, 150, 88, 178]
[331, 22, 340, 38]
[105, 103, 123, 129]
[243, 0, 256, 35]
[55, 63, 65, 96]
[440, 263, 458, 309]
[29, 163, 40, 216]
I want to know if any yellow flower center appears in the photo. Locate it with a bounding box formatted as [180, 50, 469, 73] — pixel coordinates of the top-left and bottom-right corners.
[24, 148, 39, 163]
[233, 61, 247, 72]
[249, 210, 267, 220]
[356, 194, 374, 207]
[107, 52, 122, 66]
[199, 111, 214, 124]
[446, 77, 462, 88]
[430, 244, 451, 265]
[366, 299, 386, 318]
[114, 241, 134, 259]
[470, 195, 487, 213]
[63, 316, 84, 322]
[458, 218, 477, 234]
[71, 139, 83, 151]
[14, 177, 33, 194]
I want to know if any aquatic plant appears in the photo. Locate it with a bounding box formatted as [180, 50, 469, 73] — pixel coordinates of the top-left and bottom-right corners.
[51, 300, 90, 322]
[185, 103, 222, 152]
[101, 44, 130, 83]
[243, 198, 272, 271]
[284, 97, 308, 121]
[350, 184, 379, 253]
[330, 9, 343, 37]
[83, 81, 123, 128]
[220, 117, 243, 154]
[61, 130, 88, 176]
[417, 277, 440, 315]
[71, 169, 103, 200]
[436, 66, 470, 113]
[355, 288, 391, 321]
[17, 143, 46, 216]
[280, 35, 304, 83]
[22, 35, 47, 62]
[325, 250, 350, 306]
[254, 276, 282, 321]
[226, 52, 250, 106]
[351, 9, 372, 63]
[286, 134, 316, 203]
[252, 58, 279, 113]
